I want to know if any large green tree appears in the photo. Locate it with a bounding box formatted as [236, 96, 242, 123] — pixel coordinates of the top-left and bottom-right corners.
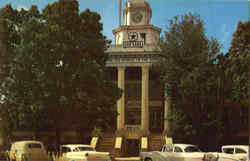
[155, 13, 223, 150]
[225, 21, 250, 147]
[0, 0, 121, 136]
[226, 21, 250, 104]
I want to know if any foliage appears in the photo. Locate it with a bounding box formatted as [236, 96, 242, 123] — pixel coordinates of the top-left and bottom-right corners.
[226, 21, 250, 104]
[154, 13, 223, 146]
[0, 0, 121, 134]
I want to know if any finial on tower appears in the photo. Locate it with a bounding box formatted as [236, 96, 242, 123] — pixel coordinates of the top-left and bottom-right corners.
[119, 0, 122, 27]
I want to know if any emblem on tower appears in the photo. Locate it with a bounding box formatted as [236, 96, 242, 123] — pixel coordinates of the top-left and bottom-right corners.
[123, 32, 144, 48]
[128, 32, 139, 41]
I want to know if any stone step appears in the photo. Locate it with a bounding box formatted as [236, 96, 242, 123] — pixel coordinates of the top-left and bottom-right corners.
[97, 136, 115, 154]
[149, 135, 164, 151]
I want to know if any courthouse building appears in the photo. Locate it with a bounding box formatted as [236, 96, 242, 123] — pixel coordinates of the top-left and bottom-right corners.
[0, 0, 247, 156]
[93, 0, 172, 156]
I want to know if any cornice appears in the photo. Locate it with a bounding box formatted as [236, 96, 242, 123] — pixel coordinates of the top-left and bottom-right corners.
[112, 25, 162, 34]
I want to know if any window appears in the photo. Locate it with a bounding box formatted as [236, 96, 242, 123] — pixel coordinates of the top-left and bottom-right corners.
[240, 108, 248, 125]
[78, 147, 95, 151]
[164, 145, 173, 152]
[174, 147, 183, 152]
[27, 143, 42, 149]
[61, 147, 71, 153]
[140, 33, 146, 43]
[235, 148, 247, 154]
[125, 110, 141, 125]
[223, 148, 234, 154]
[184, 146, 201, 152]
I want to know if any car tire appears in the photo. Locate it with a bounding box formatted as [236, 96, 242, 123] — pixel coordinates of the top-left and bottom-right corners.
[145, 158, 152, 161]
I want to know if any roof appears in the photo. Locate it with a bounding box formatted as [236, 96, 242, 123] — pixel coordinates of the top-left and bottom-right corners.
[61, 144, 92, 148]
[222, 145, 248, 151]
[173, 144, 198, 148]
[164, 144, 199, 148]
[13, 140, 43, 145]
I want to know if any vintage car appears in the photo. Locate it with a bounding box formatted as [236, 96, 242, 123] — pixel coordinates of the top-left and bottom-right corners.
[8, 140, 49, 161]
[59, 144, 112, 161]
[140, 144, 205, 161]
[204, 145, 248, 161]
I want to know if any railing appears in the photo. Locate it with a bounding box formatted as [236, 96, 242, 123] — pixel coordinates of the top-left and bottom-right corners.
[125, 125, 140, 131]
[125, 125, 141, 138]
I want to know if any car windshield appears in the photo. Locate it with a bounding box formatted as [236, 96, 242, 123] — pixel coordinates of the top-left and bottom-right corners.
[77, 147, 95, 151]
[184, 146, 201, 152]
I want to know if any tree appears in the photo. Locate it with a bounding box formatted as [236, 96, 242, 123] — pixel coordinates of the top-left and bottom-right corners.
[154, 13, 222, 150]
[225, 21, 250, 148]
[226, 21, 250, 104]
[0, 0, 121, 138]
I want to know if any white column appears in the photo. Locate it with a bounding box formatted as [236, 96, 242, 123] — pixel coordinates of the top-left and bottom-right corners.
[117, 67, 125, 130]
[164, 96, 170, 134]
[141, 66, 149, 133]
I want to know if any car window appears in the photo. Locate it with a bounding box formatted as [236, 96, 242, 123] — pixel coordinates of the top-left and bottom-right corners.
[61, 147, 71, 153]
[78, 147, 95, 151]
[27, 143, 42, 149]
[235, 148, 247, 154]
[223, 148, 234, 154]
[184, 146, 201, 152]
[174, 146, 183, 152]
[164, 145, 173, 152]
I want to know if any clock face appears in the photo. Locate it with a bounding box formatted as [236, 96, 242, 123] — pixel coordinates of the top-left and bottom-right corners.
[131, 11, 143, 24]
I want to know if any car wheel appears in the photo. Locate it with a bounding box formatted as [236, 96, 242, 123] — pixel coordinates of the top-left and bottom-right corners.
[145, 158, 152, 161]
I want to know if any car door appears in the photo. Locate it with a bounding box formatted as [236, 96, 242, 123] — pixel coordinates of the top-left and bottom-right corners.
[235, 147, 247, 161]
[173, 145, 183, 161]
[60, 146, 71, 159]
[161, 144, 174, 161]
[9, 144, 16, 161]
[25, 142, 46, 161]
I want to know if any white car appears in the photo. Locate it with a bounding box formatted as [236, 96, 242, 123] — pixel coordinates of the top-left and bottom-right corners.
[59, 144, 112, 161]
[140, 144, 205, 161]
[8, 140, 49, 161]
[205, 145, 248, 161]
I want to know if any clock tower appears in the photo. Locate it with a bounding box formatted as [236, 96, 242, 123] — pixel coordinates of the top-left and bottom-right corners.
[104, 0, 170, 157]
[112, 0, 161, 46]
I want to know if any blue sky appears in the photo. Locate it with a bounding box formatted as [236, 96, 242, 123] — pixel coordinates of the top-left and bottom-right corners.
[0, 0, 249, 54]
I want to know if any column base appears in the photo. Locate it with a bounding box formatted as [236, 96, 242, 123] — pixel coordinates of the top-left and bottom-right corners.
[140, 129, 150, 137]
[115, 129, 126, 137]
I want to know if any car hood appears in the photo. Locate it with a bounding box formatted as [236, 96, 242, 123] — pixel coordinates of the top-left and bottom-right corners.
[66, 151, 110, 159]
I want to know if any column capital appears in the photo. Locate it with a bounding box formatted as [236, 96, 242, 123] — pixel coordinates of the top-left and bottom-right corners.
[141, 65, 150, 69]
[117, 66, 126, 70]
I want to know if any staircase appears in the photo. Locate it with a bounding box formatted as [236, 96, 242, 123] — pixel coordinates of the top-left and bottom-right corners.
[96, 133, 115, 154]
[149, 135, 164, 151]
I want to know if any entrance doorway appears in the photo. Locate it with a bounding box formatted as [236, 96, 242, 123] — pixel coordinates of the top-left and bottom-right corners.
[125, 139, 140, 156]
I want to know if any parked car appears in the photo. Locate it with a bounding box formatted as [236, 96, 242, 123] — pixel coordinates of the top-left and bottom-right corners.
[204, 145, 248, 161]
[8, 140, 49, 161]
[140, 144, 205, 161]
[5, 143, 11, 161]
[58, 144, 112, 161]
